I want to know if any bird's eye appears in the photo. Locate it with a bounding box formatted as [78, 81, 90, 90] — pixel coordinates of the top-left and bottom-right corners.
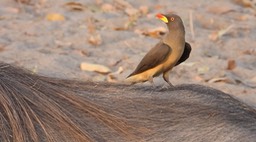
[170, 17, 175, 21]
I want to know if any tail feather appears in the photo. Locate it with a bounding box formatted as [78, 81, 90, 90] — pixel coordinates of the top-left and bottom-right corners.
[126, 72, 135, 78]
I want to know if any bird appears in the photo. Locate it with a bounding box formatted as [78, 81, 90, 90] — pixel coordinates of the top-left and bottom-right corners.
[126, 13, 192, 86]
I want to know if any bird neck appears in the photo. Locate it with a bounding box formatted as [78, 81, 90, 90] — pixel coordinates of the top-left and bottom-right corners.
[163, 29, 185, 47]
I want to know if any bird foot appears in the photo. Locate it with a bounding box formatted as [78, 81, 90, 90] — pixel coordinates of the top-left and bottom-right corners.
[150, 82, 157, 88]
[161, 82, 174, 89]
[167, 82, 174, 87]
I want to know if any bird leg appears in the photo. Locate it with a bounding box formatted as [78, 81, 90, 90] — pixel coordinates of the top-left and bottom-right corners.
[163, 71, 174, 87]
[148, 77, 156, 87]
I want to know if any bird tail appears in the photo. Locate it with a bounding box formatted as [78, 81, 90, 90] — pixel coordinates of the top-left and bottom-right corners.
[124, 76, 135, 84]
[125, 74, 147, 85]
[126, 72, 135, 78]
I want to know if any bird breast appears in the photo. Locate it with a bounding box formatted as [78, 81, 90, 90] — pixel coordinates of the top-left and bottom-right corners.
[162, 37, 185, 71]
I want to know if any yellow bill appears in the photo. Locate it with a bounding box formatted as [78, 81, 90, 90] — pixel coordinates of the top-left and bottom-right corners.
[156, 13, 168, 23]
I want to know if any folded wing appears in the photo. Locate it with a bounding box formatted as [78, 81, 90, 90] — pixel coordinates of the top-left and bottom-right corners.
[175, 42, 191, 66]
[127, 42, 171, 77]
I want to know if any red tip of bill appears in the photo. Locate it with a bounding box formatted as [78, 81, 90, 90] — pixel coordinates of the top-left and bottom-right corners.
[156, 13, 164, 19]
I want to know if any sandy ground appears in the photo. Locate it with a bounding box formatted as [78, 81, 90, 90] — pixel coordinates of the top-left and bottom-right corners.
[0, 0, 256, 107]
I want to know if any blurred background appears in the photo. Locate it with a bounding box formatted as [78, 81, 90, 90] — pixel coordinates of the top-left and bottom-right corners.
[0, 0, 255, 106]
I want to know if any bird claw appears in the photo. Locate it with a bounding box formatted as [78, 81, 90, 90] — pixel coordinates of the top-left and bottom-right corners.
[167, 82, 174, 87]
[161, 82, 175, 90]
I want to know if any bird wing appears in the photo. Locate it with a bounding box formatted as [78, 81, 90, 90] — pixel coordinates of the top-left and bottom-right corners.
[128, 42, 171, 77]
[175, 42, 191, 66]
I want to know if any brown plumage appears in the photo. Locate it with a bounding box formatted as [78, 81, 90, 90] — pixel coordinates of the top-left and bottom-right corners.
[126, 13, 191, 86]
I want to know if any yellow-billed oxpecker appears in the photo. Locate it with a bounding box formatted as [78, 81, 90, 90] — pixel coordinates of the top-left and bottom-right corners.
[126, 13, 191, 86]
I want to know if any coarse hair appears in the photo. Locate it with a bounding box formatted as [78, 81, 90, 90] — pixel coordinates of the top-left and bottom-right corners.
[0, 62, 256, 142]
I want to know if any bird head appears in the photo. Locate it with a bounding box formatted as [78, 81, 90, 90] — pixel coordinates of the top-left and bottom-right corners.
[156, 13, 184, 32]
